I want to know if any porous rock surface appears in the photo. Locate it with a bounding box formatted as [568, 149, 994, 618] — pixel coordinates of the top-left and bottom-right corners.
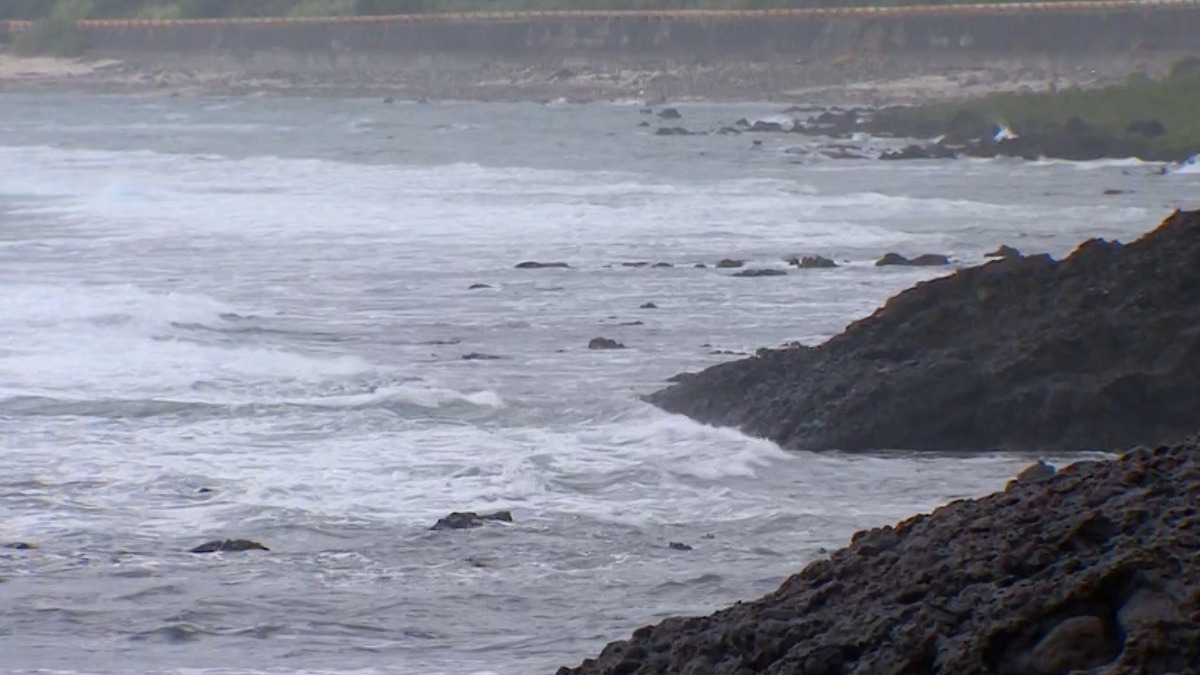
[558, 442, 1200, 675]
[647, 210, 1200, 452]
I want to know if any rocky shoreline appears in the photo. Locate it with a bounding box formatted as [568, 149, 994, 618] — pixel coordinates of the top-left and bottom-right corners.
[647, 209, 1200, 453]
[558, 440, 1200, 674]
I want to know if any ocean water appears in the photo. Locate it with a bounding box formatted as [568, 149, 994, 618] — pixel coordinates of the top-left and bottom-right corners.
[0, 93, 1194, 675]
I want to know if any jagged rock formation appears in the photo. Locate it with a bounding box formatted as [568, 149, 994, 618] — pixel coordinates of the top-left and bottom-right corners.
[647, 210, 1200, 452]
[558, 442, 1200, 675]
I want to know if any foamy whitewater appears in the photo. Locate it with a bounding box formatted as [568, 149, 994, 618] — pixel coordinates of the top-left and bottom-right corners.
[0, 94, 1195, 675]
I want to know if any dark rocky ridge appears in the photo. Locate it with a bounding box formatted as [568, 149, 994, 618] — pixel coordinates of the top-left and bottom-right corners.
[647, 209, 1200, 452]
[559, 441, 1200, 675]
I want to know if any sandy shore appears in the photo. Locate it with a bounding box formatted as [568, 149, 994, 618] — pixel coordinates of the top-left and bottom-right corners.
[0, 50, 1182, 104]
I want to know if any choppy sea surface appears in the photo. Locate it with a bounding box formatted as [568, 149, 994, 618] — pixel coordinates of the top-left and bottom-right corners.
[0, 93, 1195, 675]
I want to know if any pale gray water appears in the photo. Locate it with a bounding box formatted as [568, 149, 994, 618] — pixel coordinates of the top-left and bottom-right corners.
[0, 93, 1195, 675]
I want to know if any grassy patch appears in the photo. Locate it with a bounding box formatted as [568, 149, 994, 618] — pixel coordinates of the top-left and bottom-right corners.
[885, 67, 1200, 161]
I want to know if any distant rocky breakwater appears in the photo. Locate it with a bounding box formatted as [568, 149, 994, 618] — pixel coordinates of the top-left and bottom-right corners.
[558, 209, 1200, 674]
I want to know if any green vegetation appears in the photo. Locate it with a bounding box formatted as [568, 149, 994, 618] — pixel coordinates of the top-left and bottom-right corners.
[885, 60, 1200, 161]
[0, 0, 1119, 21]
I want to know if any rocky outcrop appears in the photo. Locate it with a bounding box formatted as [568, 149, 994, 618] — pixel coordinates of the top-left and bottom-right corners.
[787, 255, 838, 269]
[647, 210, 1200, 452]
[715, 259, 745, 269]
[733, 268, 788, 278]
[431, 510, 513, 531]
[558, 442, 1200, 675]
[189, 539, 269, 554]
[589, 337, 626, 350]
[875, 252, 951, 267]
[880, 143, 958, 160]
[986, 245, 1023, 260]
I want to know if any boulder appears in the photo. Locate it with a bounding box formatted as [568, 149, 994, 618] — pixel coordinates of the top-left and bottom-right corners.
[4, 542, 36, 550]
[461, 353, 504, 361]
[655, 127, 694, 136]
[639, 302, 658, 309]
[733, 268, 788, 277]
[621, 262, 650, 268]
[668, 542, 693, 551]
[431, 510, 513, 531]
[515, 261, 571, 269]
[715, 259, 745, 269]
[879, 144, 958, 160]
[875, 253, 950, 267]
[1006, 460, 1056, 490]
[559, 443, 1200, 675]
[189, 539, 269, 554]
[985, 245, 1023, 260]
[588, 337, 626, 350]
[653, 262, 674, 268]
[645, 209, 1200, 451]
[468, 283, 493, 290]
[657, 107, 682, 120]
[789, 255, 838, 269]
[747, 120, 786, 133]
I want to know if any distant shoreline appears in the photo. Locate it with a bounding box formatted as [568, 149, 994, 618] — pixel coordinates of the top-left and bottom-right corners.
[0, 50, 1183, 105]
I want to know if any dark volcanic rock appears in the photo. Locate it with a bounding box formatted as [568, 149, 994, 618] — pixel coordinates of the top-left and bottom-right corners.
[788, 255, 838, 269]
[639, 302, 658, 309]
[646, 210, 1200, 451]
[875, 252, 950, 267]
[560, 443, 1200, 675]
[879, 143, 958, 160]
[589, 337, 626, 350]
[667, 541, 693, 551]
[986, 245, 1023, 260]
[733, 268, 788, 278]
[189, 539, 269, 554]
[516, 261, 571, 269]
[431, 510, 513, 531]
[715, 259, 745, 269]
[462, 352, 504, 361]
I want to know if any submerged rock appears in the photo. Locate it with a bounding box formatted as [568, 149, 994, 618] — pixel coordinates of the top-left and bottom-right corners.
[4, 542, 36, 550]
[647, 209, 1200, 451]
[189, 539, 269, 554]
[639, 302, 658, 309]
[733, 268, 788, 277]
[657, 107, 682, 119]
[515, 261, 571, 269]
[715, 259, 745, 269]
[461, 352, 504, 361]
[667, 542, 693, 551]
[559, 442, 1200, 674]
[875, 252, 951, 267]
[431, 510, 513, 531]
[468, 283, 493, 290]
[588, 337, 626, 350]
[789, 255, 838, 269]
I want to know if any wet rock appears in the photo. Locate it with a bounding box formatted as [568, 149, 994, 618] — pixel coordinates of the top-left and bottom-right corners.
[621, 262, 650, 268]
[1102, 188, 1129, 196]
[747, 120, 786, 133]
[4, 542, 36, 550]
[879, 144, 958, 160]
[646, 209, 1200, 451]
[588, 337, 626, 350]
[560, 442, 1200, 674]
[637, 121, 650, 128]
[657, 107, 682, 120]
[668, 542, 693, 551]
[655, 127, 694, 136]
[1006, 460, 1056, 490]
[639, 108, 653, 115]
[985, 245, 1023, 260]
[189, 539, 269, 554]
[639, 302, 658, 309]
[653, 262, 674, 268]
[431, 510, 513, 531]
[717, 126, 742, 135]
[468, 283, 493, 290]
[382, 97, 394, 104]
[196, 487, 215, 494]
[515, 261, 571, 269]
[715, 259, 744, 269]
[789, 255, 838, 269]
[461, 353, 504, 361]
[693, 263, 707, 268]
[732, 268, 788, 277]
[875, 252, 950, 267]
[619, 321, 644, 327]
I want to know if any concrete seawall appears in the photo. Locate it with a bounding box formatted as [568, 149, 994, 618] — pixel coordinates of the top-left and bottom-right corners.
[4, 2, 1200, 57]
